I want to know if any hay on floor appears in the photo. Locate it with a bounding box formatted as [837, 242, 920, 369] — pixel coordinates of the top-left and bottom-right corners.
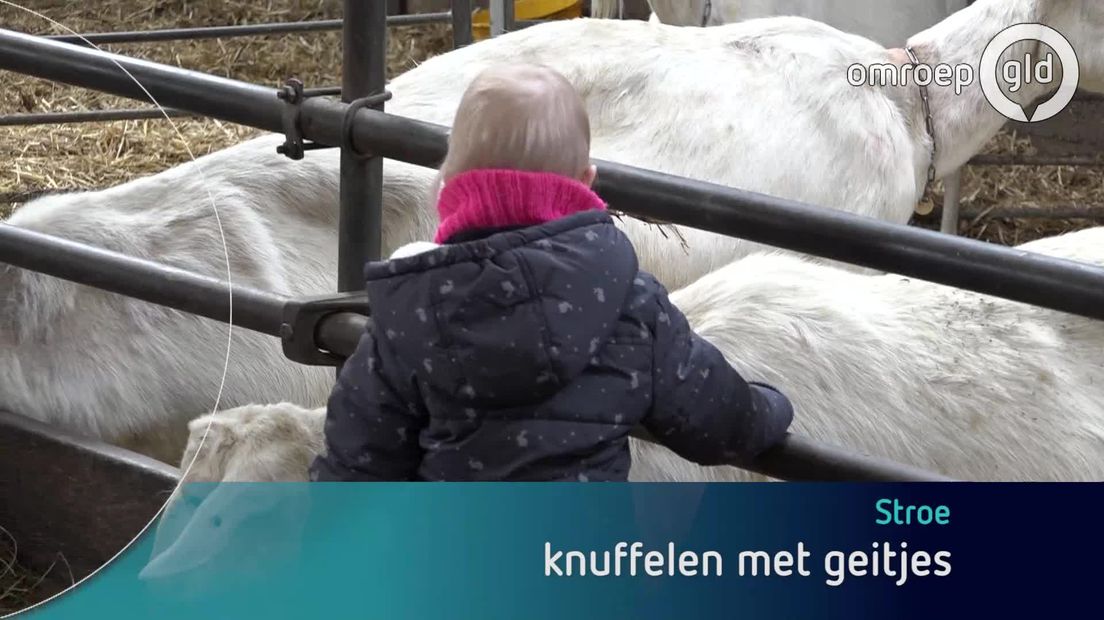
[915, 130, 1104, 244]
[0, 524, 74, 615]
[1, 0, 452, 218]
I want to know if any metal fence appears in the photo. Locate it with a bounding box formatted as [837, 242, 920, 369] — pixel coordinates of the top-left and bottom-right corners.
[8, 2, 1099, 482]
[0, 3, 472, 130]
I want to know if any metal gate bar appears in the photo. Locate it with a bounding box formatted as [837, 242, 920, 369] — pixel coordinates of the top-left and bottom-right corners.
[338, 1, 387, 292]
[41, 13, 453, 46]
[451, 0, 474, 47]
[0, 107, 196, 125]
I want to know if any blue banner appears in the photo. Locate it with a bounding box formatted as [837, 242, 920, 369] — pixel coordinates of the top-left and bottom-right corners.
[18, 483, 1104, 619]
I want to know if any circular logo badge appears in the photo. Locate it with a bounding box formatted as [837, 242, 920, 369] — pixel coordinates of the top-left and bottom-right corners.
[979, 23, 1080, 123]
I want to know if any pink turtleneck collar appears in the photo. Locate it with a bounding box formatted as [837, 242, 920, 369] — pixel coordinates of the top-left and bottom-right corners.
[434, 169, 607, 244]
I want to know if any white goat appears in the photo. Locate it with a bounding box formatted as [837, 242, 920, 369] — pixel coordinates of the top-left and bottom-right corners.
[0, 151, 356, 463]
[4, 0, 1103, 463]
[593, 0, 970, 46]
[176, 225, 1104, 484]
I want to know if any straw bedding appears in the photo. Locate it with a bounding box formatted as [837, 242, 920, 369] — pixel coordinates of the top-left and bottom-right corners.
[1, 524, 73, 615]
[0, 0, 451, 217]
[914, 130, 1104, 243]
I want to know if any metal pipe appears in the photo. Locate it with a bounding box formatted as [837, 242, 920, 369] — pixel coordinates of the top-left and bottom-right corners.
[0, 30, 284, 132]
[451, 0, 474, 48]
[303, 86, 342, 98]
[967, 154, 1104, 167]
[589, 162, 1104, 322]
[0, 224, 288, 335]
[0, 223, 373, 358]
[627, 427, 953, 482]
[748, 434, 956, 482]
[338, 1, 387, 295]
[948, 204, 1104, 221]
[46, 20, 343, 45]
[0, 87, 341, 128]
[0, 107, 197, 125]
[489, 0, 515, 37]
[381, 12, 454, 26]
[317, 312, 370, 358]
[0, 224, 947, 482]
[4, 28, 1104, 323]
[41, 13, 451, 46]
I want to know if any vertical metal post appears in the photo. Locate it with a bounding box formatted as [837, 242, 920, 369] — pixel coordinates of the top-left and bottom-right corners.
[451, 0, 474, 48]
[338, 0, 387, 294]
[490, 0, 515, 37]
[337, 1, 386, 374]
[941, 168, 963, 235]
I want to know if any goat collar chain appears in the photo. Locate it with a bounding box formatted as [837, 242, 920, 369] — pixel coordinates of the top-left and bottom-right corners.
[701, 0, 713, 27]
[904, 45, 938, 189]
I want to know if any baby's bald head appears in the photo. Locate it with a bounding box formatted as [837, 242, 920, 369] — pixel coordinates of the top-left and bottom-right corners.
[439, 64, 595, 186]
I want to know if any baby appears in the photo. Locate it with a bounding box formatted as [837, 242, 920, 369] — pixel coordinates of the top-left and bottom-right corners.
[310, 64, 794, 482]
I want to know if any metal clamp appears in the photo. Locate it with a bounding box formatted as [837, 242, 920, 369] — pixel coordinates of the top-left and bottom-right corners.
[280, 292, 370, 366]
[342, 90, 393, 160]
[276, 78, 307, 160]
[275, 77, 334, 160]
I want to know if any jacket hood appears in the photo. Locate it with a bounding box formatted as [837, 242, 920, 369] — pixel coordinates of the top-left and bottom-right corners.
[363, 210, 639, 407]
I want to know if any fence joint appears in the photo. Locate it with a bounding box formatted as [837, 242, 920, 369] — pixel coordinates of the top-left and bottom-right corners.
[281, 292, 370, 366]
[275, 77, 334, 159]
[342, 90, 393, 160]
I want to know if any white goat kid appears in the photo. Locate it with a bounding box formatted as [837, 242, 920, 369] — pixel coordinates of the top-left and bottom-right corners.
[4, 0, 1103, 463]
[177, 226, 1104, 484]
[179, 403, 327, 483]
[0, 151, 357, 463]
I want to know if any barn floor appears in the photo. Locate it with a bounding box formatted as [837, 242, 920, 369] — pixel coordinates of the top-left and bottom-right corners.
[1, 1, 1102, 245]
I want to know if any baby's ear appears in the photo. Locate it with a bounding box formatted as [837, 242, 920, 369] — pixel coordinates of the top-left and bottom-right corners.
[581, 164, 598, 188]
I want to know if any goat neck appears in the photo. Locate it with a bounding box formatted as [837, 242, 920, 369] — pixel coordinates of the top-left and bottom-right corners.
[907, 0, 1062, 177]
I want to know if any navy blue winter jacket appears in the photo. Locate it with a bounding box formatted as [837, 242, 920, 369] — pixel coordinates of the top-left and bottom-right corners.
[310, 210, 793, 482]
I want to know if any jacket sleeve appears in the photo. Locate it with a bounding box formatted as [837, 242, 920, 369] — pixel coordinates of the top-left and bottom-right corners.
[309, 330, 425, 482]
[642, 287, 794, 467]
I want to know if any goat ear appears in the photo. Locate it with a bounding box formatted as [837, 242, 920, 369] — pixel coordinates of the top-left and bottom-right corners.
[184, 416, 240, 462]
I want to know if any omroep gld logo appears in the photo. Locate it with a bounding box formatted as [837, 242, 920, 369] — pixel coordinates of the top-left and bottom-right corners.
[979, 23, 1080, 123]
